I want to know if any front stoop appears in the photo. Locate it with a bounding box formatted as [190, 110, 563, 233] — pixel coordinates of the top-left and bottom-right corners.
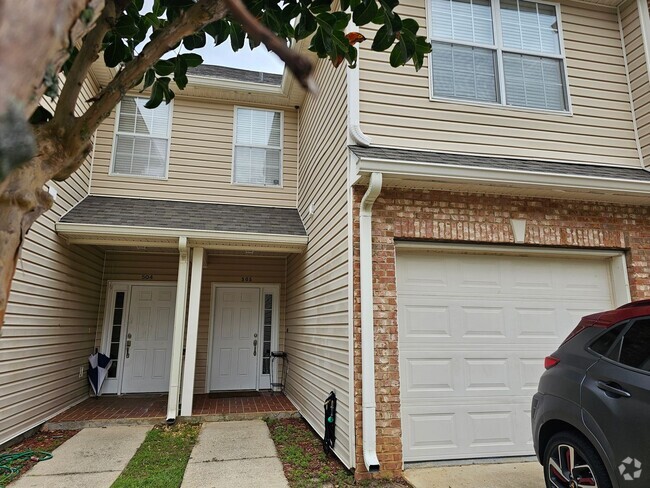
[45, 410, 300, 431]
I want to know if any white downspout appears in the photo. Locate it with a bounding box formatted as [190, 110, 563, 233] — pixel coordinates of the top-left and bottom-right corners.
[346, 22, 372, 147]
[167, 236, 190, 422]
[360, 172, 382, 472]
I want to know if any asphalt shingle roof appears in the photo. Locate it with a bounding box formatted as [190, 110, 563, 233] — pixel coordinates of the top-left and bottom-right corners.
[188, 65, 283, 86]
[60, 196, 306, 236]
[350, 146, 650, 182]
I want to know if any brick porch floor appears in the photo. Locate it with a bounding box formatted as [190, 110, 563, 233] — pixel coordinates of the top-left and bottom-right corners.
[51, 392, 296, 423]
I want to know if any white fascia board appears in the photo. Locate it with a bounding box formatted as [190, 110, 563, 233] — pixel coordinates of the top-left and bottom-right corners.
[356, 156, 650, 196]
[56, 222, 308, 247]
[186, 75, 284, 95]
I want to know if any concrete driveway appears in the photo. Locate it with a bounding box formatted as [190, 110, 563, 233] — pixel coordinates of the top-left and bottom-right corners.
[404, 461, 545, 488]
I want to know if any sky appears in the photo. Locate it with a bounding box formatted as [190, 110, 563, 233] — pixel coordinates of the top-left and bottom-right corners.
[141, 0, 285, 74]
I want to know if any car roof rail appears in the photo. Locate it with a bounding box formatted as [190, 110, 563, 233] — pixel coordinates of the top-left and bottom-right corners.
[617, 299, 650, 309]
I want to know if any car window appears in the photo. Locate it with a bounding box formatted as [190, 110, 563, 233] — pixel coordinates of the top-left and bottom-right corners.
[618, 318, 650, 372]
[589, 322, 627, 356]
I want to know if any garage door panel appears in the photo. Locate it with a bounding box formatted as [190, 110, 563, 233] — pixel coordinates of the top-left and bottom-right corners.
[398, 253, 612, 300]
[402, 402, 535, 461]
[399, 298, 590, 345]
[397, 250, 617, 462]
[400, 350, 550, 399]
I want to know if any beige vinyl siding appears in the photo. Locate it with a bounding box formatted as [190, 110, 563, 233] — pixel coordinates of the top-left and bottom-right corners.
[621, 0, 650, 163]
[96, 252, 287, 394]
[0, 77, 104, 446]
[285, 58, 352, 467]
[359, 0, 642, 166]
[91, 98, 299, 207]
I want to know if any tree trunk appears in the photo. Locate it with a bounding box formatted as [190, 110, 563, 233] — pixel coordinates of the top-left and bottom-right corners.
[0, 125, 87, 326]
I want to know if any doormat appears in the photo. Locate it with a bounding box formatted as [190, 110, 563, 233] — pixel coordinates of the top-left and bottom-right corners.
[208, 391, 261, 399]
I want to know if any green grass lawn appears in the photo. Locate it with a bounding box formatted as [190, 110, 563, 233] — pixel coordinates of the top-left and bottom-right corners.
[111, 422, 200, 488]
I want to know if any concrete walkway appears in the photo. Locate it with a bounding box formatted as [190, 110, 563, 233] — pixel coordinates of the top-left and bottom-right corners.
[181, 420, 289, 488]
[404, 461, 545, 488]
[10, 426, 150, 488]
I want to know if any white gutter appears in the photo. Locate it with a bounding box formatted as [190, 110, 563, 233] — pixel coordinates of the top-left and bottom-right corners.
[55, 222, 309, 245]
[355, 155, 650, 197]
[359, 172, 382, 473]
[167, 237, 190, 423]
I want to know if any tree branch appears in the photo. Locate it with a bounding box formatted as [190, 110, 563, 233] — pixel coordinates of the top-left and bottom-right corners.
[224, 0, 315, 92]
[54, 1, 115, 126]
[77, 0, 229, 136]
[0, 0, 104, 119]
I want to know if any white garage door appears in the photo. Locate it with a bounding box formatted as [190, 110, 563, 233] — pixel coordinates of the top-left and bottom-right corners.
[397, 248, 619, 462]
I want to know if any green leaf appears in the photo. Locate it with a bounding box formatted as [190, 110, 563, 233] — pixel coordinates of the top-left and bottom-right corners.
[174, 58, 189, 90]
[230, 24, 246, 51]
[311, 0, 332, 14]
[152, 0, 165, 16]
[295, 11, 317, 40]
[180, 53, 203, 67]
[401, 18, 419, 33]
[332, 11, 350, 31]
[371, 24, 395, 51]
[143, 12, 162, 28]
[154, 59, 175, 76]
[145, 81, 165, 108]
[140, 68, 156, 92]
[104, 37, 128, 68]
[183, 31, 206, 50]
[353, 0, 378, 26]
[389, 38, 407, 67]
[205, 20, 230, 46]
[114, 15, 139, 38]
[341, 0, 351, 10]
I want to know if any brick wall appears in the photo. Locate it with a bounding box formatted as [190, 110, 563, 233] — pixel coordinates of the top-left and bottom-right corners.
[352, 186, 650, 479]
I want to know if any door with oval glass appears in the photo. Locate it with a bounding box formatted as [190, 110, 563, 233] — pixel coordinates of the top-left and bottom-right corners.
[210, 287, 260, 391]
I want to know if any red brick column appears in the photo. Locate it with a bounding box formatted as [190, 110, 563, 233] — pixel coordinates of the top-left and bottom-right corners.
[352, 186, 650, 480]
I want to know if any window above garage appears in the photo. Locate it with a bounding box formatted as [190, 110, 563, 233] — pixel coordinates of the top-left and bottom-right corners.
[428, 0, 570, 112]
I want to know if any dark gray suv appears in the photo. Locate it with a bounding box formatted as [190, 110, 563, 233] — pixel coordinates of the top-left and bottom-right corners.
[532, 300, 650, 488]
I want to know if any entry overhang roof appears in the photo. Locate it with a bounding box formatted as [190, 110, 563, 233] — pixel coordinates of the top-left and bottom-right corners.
[57, 196, 308, 252]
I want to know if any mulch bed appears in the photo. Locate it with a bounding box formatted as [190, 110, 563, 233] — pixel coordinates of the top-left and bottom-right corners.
[266, 417, 409, 487]
[0, 429, 78, 486]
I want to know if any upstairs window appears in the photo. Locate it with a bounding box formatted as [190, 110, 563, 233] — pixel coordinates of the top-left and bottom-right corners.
[429, 0, 568, 111]
[111, 96, 171, 178]
[233, 107, 282, 187]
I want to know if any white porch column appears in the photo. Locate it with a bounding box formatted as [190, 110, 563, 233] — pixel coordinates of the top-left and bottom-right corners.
[167, 237, 190, 421]
[180, 247, 204, 416]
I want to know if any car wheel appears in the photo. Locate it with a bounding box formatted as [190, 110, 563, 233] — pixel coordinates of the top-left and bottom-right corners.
[543, 431, 612, 488]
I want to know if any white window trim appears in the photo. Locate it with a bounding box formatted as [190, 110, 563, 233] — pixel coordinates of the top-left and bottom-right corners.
[109, 96, 173, 180]
[231, 106, 284, 188]
[426, 0, 573, 115]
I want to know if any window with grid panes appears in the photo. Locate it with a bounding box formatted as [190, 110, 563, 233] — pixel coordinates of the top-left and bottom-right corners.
[111, 96, 171, 178]
[430, 0, 568, 111]
[233, 108, 282, 186]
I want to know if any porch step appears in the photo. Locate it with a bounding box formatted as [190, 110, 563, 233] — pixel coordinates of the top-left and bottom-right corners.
[44, 410, 300, 431]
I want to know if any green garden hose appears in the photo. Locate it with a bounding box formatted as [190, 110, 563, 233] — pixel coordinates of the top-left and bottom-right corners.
[0, 450, 52, 487]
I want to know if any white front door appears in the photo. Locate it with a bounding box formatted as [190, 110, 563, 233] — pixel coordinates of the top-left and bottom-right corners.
[210, 287, 260, 391]
[121, 285, 176, 393]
